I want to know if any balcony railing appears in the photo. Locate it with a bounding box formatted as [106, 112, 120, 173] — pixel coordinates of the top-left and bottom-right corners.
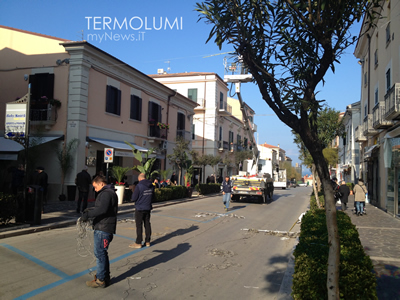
[176, 129, 191, 141]
[193, 97, 205, 108]
[372, 102, 393, 129]
[384, 83, 400, 120]
[30, 105, 57, 126]
[217, 140, 229, 151]
[355, 125, 367, 142]
[363, 114, 378, 136]
[251, 123, 257, 132]
[219, 102, 232, 115]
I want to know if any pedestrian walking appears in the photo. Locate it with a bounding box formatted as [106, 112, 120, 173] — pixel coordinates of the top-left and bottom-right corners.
[75, 166, 92, 213]
[222, 175, 232, 211]
[129, 173, 154, 249]
[81, 175, 118, 288]
[353, 179, 367, 216]
[338, 180, 350, 211]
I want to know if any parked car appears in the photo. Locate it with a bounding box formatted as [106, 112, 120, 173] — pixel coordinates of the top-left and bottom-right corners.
[298, 183, 307, 187]
[289, 181, 297, 188]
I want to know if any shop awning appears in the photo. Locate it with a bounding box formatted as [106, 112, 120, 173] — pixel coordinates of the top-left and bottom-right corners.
[0, 135, 63, 160]
[364, 144, 379, 159]
[88, 137, 149, 152]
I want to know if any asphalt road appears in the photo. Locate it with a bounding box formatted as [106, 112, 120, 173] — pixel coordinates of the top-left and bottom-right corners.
[0, 186, 311, 300]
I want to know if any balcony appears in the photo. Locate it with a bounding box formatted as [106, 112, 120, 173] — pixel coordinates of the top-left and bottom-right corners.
[229, 143, 236, 152]
[30, 105, 57, 127]
[355, 125, 367, 142]
[363, 114, 378, 136]
[176, 129, 191, 142]
[251, 123, 257, 132]
[218, 102, 232, 115]
[217, 140, 229, 152]
[384, 83, 400, 120]
[194, 97, 205, 108]
[372, 102, 393, 129]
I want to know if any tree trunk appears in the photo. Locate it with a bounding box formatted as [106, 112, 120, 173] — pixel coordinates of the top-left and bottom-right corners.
[311, 164, 320, 208]
[313, 152, 340, 299]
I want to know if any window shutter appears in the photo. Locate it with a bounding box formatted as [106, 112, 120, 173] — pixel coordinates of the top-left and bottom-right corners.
[148, 101, 153, 122]
[130, 95, 134, 119]
[106, 85, 112, 113]
[117, 89, 121, 115]
[158, 104, 162, 123]
[138, 97, 142, 121]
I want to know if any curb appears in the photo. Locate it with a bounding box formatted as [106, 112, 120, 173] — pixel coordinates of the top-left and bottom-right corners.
[0, 193, 219, 239]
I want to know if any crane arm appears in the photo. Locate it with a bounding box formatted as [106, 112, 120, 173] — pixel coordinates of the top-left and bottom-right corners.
[236, 83, 259, 174]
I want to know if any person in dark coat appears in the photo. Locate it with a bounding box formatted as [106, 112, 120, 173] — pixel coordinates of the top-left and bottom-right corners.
[76, 166, 92, 213]
[338, 180, 350, 211]
[82, 175, 118, 288]
[129, 173, 154, 248]
[170, 172, 177, 185]
[34, 166, 48, 208]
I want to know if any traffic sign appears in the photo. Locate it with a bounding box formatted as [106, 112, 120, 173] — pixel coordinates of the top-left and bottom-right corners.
[104, 148, 114, 163]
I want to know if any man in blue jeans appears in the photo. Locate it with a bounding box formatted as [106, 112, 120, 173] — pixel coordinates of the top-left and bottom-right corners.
[82, 175, 118, 288]
[129, 173, 154, 248]
[222, 175, 232, 211]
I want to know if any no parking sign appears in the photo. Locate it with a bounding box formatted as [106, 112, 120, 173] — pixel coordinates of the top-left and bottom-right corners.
[104, 148, 114, 163]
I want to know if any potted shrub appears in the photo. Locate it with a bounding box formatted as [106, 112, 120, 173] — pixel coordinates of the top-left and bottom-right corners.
[111, 166, 131, 204]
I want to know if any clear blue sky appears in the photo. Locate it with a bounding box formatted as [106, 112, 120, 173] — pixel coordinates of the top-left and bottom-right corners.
[1, 0, 362, 172]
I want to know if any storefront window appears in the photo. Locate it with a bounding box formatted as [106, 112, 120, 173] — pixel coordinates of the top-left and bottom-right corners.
[386, 137, 400, 216]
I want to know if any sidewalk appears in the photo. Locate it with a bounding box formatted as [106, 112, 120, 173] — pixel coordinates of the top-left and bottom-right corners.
[345, 195, 400, 300]
[0, 190, 206, 239]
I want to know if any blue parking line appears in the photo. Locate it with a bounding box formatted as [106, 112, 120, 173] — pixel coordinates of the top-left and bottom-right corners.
[13, 247, 145, 300]
[0, 243, 69, 279]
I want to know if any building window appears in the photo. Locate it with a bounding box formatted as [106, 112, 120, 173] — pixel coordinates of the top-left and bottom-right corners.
[364, 72, 367, 86]
[130, 95, 142, 121]
[106, 85, 121, 115]
[386, 68, 391, 92]
[386, 23, 391, 44]
[148, 101, 162, 137]
[374, 88, 378, 106]
[364, 103, 367, 118]
[237, 134, 241, 145]
[229, 131, 234, 144]
[374, 49, 378, 66]
[219, 92, 224, 110]
[192, 124, 195, 140]
[188, 89, 197, 102]
[29, 73, 55, 101]
[177, 112, 186, 138]
[219, 126, 223, 141]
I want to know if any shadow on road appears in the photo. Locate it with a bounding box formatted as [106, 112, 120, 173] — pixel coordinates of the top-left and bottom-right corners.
[373, 262, 400, 300]
[152, 224, 199, 245]
[112, 242, 191, 284]
[263, 253, 292, 294]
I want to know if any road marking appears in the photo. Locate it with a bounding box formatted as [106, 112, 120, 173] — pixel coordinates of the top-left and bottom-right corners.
[0, 243, 69, 279]
[13, 247, 147, 299]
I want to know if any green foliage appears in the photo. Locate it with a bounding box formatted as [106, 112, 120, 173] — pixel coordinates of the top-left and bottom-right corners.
[111, 166, 131, 184]
[310, 191, 325, 210]
[159, 169, 173, 181]
[55, 138, 79, 194]
[125, 142, 159, 179]
[323, 147, 339, 168]
[197, 183, 221, 195]
[292, 210, 377, 299]
[0, 193, 17, 225]
[346, 182, 354, 192]
[153, 186, 189, 202]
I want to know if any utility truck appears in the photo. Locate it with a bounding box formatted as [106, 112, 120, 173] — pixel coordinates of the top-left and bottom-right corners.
[224, 58, 274, 203]
[273, 169, 288, 189]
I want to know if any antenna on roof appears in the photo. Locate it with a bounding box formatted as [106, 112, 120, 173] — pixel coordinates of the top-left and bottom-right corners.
[78, 30, 84, 41]
[165, 60, 171, 73]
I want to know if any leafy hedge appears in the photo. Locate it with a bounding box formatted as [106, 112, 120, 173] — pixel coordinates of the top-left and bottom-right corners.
[154, 186, 188, 202]
[292, 209, 377, 299]
[346, 182, 354, 192]
[0, 193, 17, 225]
[197, 183, 221, 195]
[310, 191, 325, 210]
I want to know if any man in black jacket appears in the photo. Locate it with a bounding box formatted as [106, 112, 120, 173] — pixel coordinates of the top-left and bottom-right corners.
[129, 173, 154, 249]
[82, 175, 118, 288]
[76, 166, 92, 213]
[338, 180, 350, 211]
